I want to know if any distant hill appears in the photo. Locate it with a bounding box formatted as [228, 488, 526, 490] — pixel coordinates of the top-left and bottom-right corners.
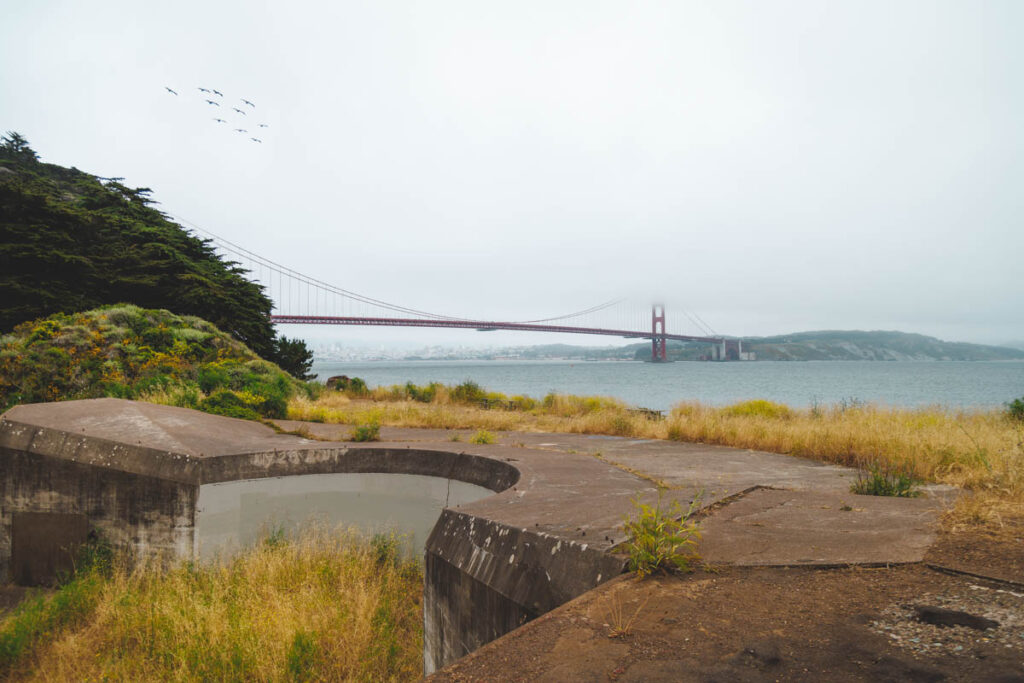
[408, 331, 1024, 362]
[740, 330, 1024, 361]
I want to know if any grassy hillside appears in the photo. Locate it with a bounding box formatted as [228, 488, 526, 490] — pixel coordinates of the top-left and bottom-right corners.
[0, 132, 310, 378]
[0, 304, 313, 418]
[746, 330, 1024, 361]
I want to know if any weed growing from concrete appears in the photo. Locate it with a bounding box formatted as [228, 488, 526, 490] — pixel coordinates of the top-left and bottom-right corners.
[469, 429, 496, 445]
[350, 420, 381, 442]
[604, 591, 651, 639]
[623, 491, 701, 578]
[851, 464, 922, 497]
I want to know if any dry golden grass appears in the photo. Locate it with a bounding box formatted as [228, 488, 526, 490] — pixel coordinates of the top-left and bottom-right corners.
[4, 528, 422, 682]
[290, 392, 1024, 528]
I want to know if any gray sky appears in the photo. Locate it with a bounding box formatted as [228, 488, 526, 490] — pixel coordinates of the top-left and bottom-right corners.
[3, 0, 1021, 347]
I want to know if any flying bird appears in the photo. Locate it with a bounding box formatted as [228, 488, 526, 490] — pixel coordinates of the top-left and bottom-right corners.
[241, 99, 255, 107]
[257, 123, 269, 128]
[165, 87, 178, 95]
[232, 107, 246, 115]
[198, 87, 211, 93]
[250, 137, 262, 143]
[213, 118, 226, 123]
[234, 128, 248, 133]
[205, 99, 220, 106]
[212, 89, 223, 97]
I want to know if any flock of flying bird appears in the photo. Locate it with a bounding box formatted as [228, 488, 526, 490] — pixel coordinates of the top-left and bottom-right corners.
[164, 86, 268, 143]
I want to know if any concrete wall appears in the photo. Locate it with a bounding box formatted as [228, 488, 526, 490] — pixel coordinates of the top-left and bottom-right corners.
[423, 510, 627, 673]
[0, 449, 197, 581]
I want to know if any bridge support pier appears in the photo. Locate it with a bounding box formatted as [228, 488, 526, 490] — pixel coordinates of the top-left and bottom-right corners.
[651, 304, 668, 362]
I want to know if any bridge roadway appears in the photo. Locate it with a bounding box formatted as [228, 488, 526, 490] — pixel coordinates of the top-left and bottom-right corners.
[269, 315, 726, 345]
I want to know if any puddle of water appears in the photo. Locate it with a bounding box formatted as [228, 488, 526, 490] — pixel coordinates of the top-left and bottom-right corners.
[196, 473, 493, 561]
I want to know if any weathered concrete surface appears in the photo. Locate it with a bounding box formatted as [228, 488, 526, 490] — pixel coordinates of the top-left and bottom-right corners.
[697, 488, 941, 566]
[2, 401, 953, 674]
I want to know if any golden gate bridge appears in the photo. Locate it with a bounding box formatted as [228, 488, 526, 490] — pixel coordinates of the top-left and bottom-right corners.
[181, 220, 746, 362]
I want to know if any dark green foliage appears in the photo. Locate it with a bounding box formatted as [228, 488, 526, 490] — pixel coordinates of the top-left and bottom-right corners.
[0, 133, 312, 377]
[1007, 397, 1024, 422]
[0, 304, 308, 419]
[274, 336, 316, 381]
[851, 464, 922, 497]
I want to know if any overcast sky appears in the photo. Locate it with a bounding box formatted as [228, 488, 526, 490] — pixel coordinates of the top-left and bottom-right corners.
[2, 0, 1021, 347]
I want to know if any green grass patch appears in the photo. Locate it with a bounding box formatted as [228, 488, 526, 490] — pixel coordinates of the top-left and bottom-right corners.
[851, 464, 922, 497]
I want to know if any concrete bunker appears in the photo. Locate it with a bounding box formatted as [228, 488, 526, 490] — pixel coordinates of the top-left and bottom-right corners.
[0, 399, 648, 673]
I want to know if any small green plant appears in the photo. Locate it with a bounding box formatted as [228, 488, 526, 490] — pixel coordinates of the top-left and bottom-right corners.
[350, 420, 380, 442]
[850, 463, 922, 497]
[1006, 397, 1024, 422]
[469, 429, 496, 445]
[622, 490, 701, 578]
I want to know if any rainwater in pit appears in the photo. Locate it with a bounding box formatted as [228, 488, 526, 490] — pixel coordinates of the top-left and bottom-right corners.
[195, 473, 493, 560]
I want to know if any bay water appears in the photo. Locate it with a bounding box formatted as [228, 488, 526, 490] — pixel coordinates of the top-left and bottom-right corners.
[311, 360, 1024, 412]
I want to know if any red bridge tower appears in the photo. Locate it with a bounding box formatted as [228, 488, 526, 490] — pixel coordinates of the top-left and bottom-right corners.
[651, 304, 668, 362]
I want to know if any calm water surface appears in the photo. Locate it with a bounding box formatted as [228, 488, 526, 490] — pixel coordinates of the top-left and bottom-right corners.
[311, 360, 1024, 412]
[196, 473, 492, 560]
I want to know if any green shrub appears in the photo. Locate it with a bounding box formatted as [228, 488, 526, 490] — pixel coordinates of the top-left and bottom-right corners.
[469, 429, 496, 445]
[622, 491, 701, 578]
[851, 464, 921, 497]
[350, 421, 381, 442]
[199, 391, 261, 420]
[451, 380, 486, 404]
[1007, 397, 1024, 422]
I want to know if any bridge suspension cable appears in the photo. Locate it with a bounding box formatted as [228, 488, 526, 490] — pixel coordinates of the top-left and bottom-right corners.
[170, 213, 724, 343]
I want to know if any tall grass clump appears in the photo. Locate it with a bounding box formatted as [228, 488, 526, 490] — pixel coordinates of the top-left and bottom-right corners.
[851, 463, 922, 497]
[0, 528, 422, 682]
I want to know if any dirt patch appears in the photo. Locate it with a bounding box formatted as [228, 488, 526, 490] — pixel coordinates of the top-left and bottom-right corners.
[432, 560, 1024, 682]
[926, 519, 1024, 586]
